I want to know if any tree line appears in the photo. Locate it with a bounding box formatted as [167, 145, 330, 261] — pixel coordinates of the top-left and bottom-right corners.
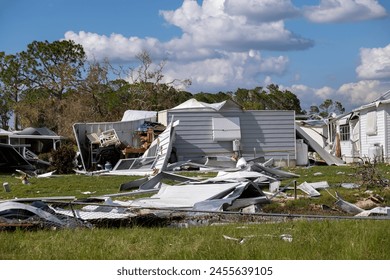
[0, 40, 344, 140]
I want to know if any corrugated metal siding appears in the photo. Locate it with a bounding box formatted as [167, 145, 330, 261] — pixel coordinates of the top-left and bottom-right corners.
[167, 110, 296, 161]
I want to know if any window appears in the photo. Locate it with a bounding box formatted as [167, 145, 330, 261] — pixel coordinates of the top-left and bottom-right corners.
[340, 124, 350, 141]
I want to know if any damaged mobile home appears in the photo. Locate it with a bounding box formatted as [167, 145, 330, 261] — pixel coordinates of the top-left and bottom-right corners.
[158, 98, 297, 167]
[73, 110, 161, 171]
[75, 98, 371, 173]
[297, 89, 390, 164]
[74, 99, 299, 174]
[330, 89, 390, 163]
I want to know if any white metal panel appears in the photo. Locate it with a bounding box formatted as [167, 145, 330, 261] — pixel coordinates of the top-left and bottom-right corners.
[386, 107, 390, 161]
[366, 111, 377, 136]
[167, 110, 296, 162]
[212, 117, 241, 141]
[360, 107, 385, 158]
[130, 182, 242, 208]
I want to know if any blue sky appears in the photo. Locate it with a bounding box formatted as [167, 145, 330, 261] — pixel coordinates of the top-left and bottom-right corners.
[1, 0, 390, 112]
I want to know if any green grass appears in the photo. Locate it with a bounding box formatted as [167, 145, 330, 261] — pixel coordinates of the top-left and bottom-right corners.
[1, 220, 389, 259]
[1, 165, 390, 260]
[0, 173, 141, 201]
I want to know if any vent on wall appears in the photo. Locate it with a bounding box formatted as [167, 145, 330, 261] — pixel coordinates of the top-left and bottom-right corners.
[212, 117, 241, 141]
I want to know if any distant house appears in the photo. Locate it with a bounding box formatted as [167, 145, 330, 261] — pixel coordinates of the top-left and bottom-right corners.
[0, 127, 65, 160]
[158, 98, 297, 166]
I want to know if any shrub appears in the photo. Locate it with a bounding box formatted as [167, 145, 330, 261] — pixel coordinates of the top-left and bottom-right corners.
[354, 159, 389, 189]
[50, 144, 76, 174]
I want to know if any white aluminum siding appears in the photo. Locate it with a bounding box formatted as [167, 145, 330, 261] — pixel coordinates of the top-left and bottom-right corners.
[359, 107, 386, 159]
[168, 110, 296, 161]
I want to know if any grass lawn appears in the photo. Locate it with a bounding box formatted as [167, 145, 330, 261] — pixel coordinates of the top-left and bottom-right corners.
[0, 164, 390, 260]
[1, 220, 389, 260]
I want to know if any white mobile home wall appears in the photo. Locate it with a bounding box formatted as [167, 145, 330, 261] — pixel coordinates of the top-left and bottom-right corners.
[159, 110, 296, 164]
[359, 105, 387, 161]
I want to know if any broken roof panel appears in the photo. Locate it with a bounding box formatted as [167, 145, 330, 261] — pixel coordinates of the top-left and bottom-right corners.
[194, 181, 268, 211]
[201, 170, 274, 183]
[121, 110, 157, 122]
[129, 182, 242, 209]
[108, 120, 179, 176]
[128, 180, 268, 212]
[170, 98, 242, 111]
[296, 125, 345, 166]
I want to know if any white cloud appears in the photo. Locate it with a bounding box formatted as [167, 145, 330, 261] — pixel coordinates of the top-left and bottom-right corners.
[160, 0, 313, 51]
[162, 50, 289, 92]
[63, 0, 389, 113]
[64, 31, 165, 62]
[224, 0, 300, 22]
[337, 80, 388, 105]
[315, 86, 335, 99]
[283, 80, 389, 112]
[65, 0, 313, 63]
[303, 0, 387, 23]
[356, 44, 390, 80]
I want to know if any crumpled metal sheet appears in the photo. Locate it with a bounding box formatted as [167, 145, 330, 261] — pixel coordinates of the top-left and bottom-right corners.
[355, 206, 390, 217]
[193, 182, 268, 211]
[335, 192, 364, 214]
[128, 181, 268, 211]
[0, 201, 66, 227]
[129, 182, 242, 209]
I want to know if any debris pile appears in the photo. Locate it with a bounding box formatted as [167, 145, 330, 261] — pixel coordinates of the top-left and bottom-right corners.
[1, 121, 390, 231]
